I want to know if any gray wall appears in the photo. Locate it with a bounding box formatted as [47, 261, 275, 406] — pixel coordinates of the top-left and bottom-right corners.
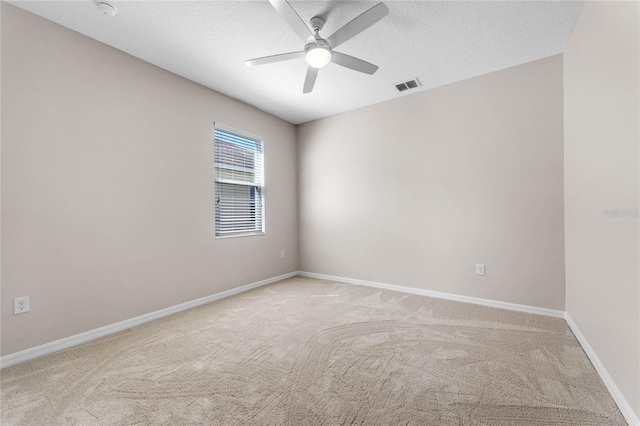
[1, 4, 298, 356]
[564, 0, 640, 418]
[298, 55, 565, 310]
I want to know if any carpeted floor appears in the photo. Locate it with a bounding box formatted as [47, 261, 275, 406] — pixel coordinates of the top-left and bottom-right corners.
[1, 276, 626, 425]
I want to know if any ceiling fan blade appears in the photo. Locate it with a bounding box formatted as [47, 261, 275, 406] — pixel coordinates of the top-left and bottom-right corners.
[269, 0, 314, 43]
[245, 51, 304, 67]
[303, 67, 319, 94]
[326, 2, 389, 48]
[331, 51, 378, 75]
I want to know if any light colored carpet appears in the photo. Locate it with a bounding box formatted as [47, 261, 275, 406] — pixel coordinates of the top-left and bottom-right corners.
[1, 276, 626, 425]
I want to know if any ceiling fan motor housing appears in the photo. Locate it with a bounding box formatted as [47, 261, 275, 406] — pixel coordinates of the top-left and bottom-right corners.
[305, 16, 332, 68]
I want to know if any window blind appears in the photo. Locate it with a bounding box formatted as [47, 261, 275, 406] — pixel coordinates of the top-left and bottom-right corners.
[214, 126, 264, 237]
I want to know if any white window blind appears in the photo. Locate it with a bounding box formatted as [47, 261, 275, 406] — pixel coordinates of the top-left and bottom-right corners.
[214, 126, 264, 237]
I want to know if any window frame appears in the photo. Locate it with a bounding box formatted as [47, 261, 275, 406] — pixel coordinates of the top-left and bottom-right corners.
[213, 122, 265, 239]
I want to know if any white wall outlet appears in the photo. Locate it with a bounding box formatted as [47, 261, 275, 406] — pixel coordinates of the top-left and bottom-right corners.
[14, 296, 30, 314]
[280, 250, 285, 259]
[476, 264, 486, 276]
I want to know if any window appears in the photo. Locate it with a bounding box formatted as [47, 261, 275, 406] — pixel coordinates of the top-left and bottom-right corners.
[214, 124, 264, 237]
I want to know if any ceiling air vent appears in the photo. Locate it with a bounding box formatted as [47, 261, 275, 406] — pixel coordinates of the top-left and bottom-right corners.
[395, 78, 422, 92]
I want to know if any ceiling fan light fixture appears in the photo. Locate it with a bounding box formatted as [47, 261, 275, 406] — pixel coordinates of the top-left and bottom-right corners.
[305, 44, 332, 68]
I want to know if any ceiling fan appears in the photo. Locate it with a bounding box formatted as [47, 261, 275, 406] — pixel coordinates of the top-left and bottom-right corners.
[245, 0, 389, 94]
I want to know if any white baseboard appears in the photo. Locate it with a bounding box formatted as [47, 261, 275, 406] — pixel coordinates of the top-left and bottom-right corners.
[297, 271, 565, 318]
[0, 271, 298, 369]
[565, 313, 640, 426]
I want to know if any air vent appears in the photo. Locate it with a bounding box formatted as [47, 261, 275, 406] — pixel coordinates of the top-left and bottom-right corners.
[406, 80, 419, 89]
[395, 78, 422, 92]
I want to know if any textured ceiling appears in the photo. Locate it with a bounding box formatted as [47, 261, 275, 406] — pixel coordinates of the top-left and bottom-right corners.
[10, 1, 583, 124]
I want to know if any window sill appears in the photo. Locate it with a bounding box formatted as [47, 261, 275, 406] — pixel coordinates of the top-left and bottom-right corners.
[215, 232, 265, 239]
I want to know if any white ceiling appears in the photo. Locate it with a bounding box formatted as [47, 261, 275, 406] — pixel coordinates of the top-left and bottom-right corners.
[10, 1, 583, 124]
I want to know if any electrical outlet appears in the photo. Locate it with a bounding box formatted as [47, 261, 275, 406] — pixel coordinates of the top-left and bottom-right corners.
[280, 250, 285, 259]
[476, 264, 485, 276]
[14, 296, 30, 314]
